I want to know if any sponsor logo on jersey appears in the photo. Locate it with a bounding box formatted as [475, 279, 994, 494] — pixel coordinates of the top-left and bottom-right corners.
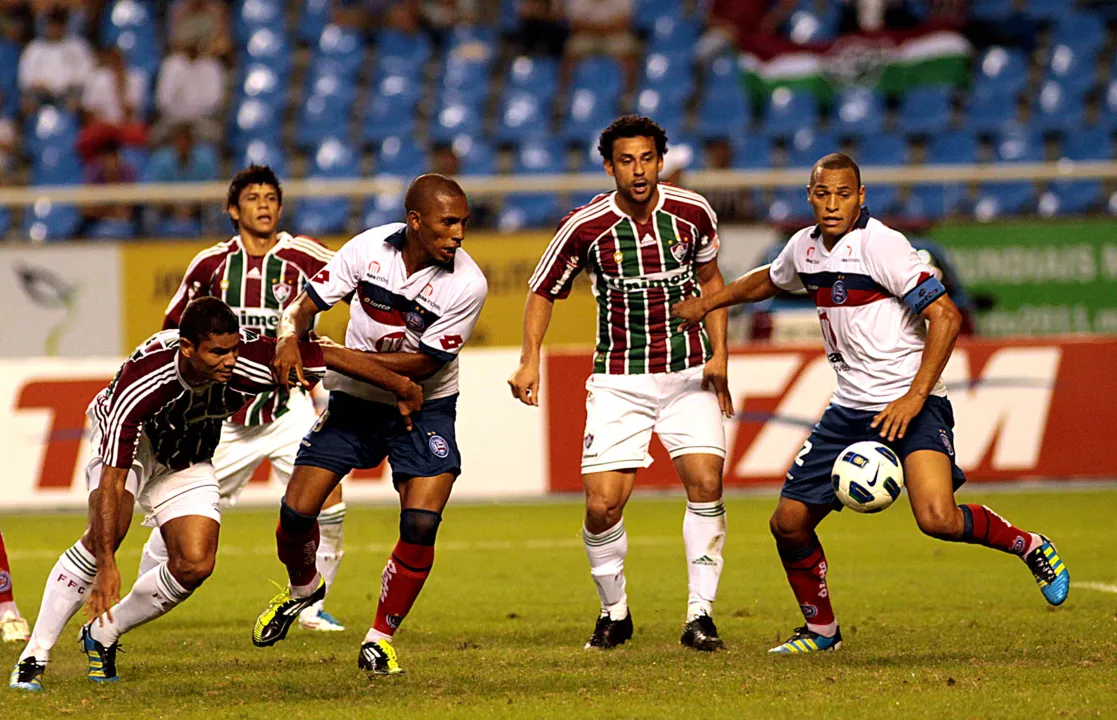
[404, 311, 426, 330]
[806, 247, 815, 259]
[375, 332, 406, 353]
[429, 434, 450, 458]
[238, 308, 281, 331]
[638, 233, 657, 247]
[272, 281, 291, 304]
[831, 279, 848, 305]
[938, 428, 954, 456]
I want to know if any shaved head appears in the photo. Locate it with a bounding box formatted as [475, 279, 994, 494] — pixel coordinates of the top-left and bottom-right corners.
[404, 173, 467, 217]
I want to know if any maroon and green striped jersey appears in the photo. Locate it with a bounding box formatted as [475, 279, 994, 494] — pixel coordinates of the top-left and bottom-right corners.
[163, 232, 333, 426]
[529, 184, 720, 374]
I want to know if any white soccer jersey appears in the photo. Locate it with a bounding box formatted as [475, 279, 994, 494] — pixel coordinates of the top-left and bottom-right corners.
[304, 222, 488, 405]
[768, 209, 948, 411]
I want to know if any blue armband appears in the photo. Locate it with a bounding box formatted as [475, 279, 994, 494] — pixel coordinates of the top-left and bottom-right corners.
[903, 276, 946, 314]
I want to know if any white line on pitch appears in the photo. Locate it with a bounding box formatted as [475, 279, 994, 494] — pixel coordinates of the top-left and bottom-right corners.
[1076, 581, 1117, 594]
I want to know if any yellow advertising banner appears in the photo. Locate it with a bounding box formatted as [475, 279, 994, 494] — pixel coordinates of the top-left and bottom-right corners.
[120, 232, 597, 352]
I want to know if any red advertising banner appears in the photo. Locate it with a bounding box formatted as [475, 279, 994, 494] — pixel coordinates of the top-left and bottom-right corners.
[545, 339, 1117, 492]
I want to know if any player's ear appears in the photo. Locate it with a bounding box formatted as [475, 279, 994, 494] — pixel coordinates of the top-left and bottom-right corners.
[227, 203, 240, 223]
[859, 185, 866, 205]
[603, 159, 615, 178]
[407, 208, 421, 231]
[179, 337, 195, 358]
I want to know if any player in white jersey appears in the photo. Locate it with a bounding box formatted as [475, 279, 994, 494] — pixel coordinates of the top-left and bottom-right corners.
[251, 174, 488, 676]
[672, 153, 1069, 655]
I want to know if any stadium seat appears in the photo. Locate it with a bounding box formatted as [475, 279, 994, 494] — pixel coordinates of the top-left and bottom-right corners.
[635, 0, 683, 30]
[641, 52, 693, 102]
[362, 191, 405, 229]
[238, 64, 285, 105]
[969, 0, 1012, 21]
[866, 184, 901, 215]
[376, 136, 427, 177]
[762, 88, 818, 138]
[635, 89, 683, 136]
[786, 6, 840, 44]
[498, 194, 560, 231]
[974, 183, 1035, 218]
[1060, 127, 1114, 161]
[0, 39, 18, 115]
[1025, 0, 1071, 21]
[856, 134, 909, 167]
[507, 56, 559, 99]
[24, 202, 81, 242]
[898, 85, 953, 135]
[1045, 44, 1099, 95]
[732, 137, 771, 169]
[696, 83, 749, 139]
[901, 184, 965, 220]
[431, 94, 484, 142]
[972, 47, 1029, 97]
[234, 0, 283, 42]
[1032, 81, 1085, 134]
[154, 216, 202, 238]
[295, 139, 359, 235]
[453, 136, 496, 175]
[994, 127, 1044, 163]
[316, 24, 365, 75]
[297, 89, 355, 148]
[926, 132, 978, 164]
[833, 87, 884, 139]
[377, 29, 433, 76]
[1052, 12, 1106, 56]
[87, 218, 136, 241]
[241, 139, 287, 176]
[786, 129, 839, 168]
[298, 0, 330, 43]
[30, 146, 81, 185]
[0, 207, 8, 237]
[497, 89, 547, 143]
[245, 28, 292, 77]
[25, 105, 78, 157]
[440, 58, 492, 105]
[965, 89, 1018, 134]
[229, 97, 282, 153]
[564, 88, 619, 142]
[648, 16, 700, 55]
[101, 0, 154, 45]
[767, 188, 814, 224]
[363, 95, 418, 144]
[1105, 80, 1117, 129]
[515, 138, 565, 175]
[1040, 181, 1102, 215]
[572, 57, 624, 98]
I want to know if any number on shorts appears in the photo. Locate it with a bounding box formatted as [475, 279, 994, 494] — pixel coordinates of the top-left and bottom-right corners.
[794, 439, 813, 466]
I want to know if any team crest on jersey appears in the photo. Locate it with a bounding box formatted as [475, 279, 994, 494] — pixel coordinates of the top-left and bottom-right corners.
[404, 311, 426, 330]
[670, 239, 691, 263]
[429, 434, 450, 458]
[272, 281, 291, 304]
[938, 428, 954, 456]
[831, 279, 848, 305]
[0, 570, 10, 594]
[584, 433, 594, 449]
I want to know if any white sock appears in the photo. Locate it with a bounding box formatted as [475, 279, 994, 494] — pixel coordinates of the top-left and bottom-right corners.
[316, 502, 346, 594]
[291, 572, 321, 600]
[583, 520, 628, 621]
[684, 499, 727, 622]
[363, 627, 392, 644]
[20, 540, 97, 663]
[138, 528, 169, 577]
[90, 563, 192, 647]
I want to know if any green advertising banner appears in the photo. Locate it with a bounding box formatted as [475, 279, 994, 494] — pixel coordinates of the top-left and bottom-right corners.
[932, 219, 1117, 336]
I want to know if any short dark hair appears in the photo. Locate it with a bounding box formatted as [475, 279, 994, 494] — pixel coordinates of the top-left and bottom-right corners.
[810, 153, 862, 187]
[598, 115, 669, 162]
[226, 165, 282, 211]
[179, 297, 239, 347]
[404, 173, 467, 215]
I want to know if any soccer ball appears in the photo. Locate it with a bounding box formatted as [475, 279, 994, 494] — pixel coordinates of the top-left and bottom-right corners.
[831, 441, 905, 513]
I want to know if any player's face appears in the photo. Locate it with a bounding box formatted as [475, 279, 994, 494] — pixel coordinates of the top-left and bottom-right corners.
[605, 136, 663, 206]
[230, 183, 282, 238]
[410, 193, 470, 266]
[807, 168, 865, 238]
[184, 332, 241, 384]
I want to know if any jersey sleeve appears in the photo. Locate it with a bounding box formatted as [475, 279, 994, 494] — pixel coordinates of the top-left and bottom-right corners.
[693, 200, 720, 264]
[528, 212, 591, 300]
[419, 276, 488, 364]
[99, 360, 176, 468]
[303, 236, 363, 311]
[232, 333, 327, 391]
[865, 230, 946, 313]
[768, 237, 804, 292]
[163, 250, 217, 328]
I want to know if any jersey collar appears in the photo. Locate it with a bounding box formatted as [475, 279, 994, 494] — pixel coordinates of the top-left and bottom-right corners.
[608, 185, 666, 223]
[810, 205, 871, 241]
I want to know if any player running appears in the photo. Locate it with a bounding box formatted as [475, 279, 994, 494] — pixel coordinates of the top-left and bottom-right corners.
[152, 165, 347, 632]
[251, 174, 488, 677]
[509, 116, 734, 652]
[0, 530, 31, 642]
[671, 153, 1070, 655]
[9, 298, 421, 691]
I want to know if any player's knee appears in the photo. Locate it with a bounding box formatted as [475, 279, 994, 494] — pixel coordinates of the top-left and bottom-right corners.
[584, 493, 624, 529]
[399, 508, 442, 546]
[279, 499, 318, 535]
[769, 509, 809, 546]
[914, 503, 962, 540]
[168, 551, 216, 589]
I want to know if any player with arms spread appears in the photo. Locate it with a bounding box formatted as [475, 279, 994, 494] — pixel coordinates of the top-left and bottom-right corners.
[9, 298, 420, 691]
[251, 174, 488, 677]
[509, 116, 734, 652]
[672, 153, 1070, 654]
[153, 165, 347, 632]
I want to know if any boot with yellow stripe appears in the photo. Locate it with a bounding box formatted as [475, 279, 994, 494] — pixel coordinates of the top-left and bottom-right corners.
[1024, 535, 1070, 606]
[80, 624, 121, 683]
[768, 625, 842, 654]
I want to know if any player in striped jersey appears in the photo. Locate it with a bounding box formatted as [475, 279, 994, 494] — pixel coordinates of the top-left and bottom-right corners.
[509, 116, 734, 652]
[10, 298, 422, 691]
[672, 153, 1069, 655]
[146, 166, 348, 632]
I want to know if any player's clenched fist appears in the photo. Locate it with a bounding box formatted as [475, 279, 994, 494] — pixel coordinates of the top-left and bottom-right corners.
[508, 361, 541, 406]
[273, 333, 308, 389]
[395, 381, 424, 431]
[670, 297, 708, 330]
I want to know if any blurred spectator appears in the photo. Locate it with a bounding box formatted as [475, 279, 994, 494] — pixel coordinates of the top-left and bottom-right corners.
[838, 0, 920, 32]
[563, 0, 638, 93]
[697, 0, 797, 61]
[0, 108, 15, 182]
[82, 137, 137, 230]
[430, 142, 461, 176]
[77, 47, 148, 159]
[17, 9, 94, 112]
[154, 41, 224, 143]
[168, 0, 231, 58]
[702, 138, 754, 223]
[420, 0, 480, 45]
[145, 122, 217, 230]
[508, 0, 567, 57]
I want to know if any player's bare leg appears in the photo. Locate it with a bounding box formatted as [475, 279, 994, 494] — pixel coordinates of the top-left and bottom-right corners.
[253, 465, 342, 647]
[768, 497, 843, 654]
[674, 453, 727, 651]
[904, 450, 1068, 605]
[360, 473, 455, 676]
[83, 515, 219, 682]
[0, 530, 30, 643]
[581, 469, 637, 649]
[11, 489, 133, 691]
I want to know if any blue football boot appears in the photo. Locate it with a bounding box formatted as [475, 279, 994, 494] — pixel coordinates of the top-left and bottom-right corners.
[1025, 535, 1069, 606]
[768, 625, 843, 654]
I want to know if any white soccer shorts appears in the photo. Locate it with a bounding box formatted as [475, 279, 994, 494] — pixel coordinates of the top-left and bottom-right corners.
[211, 389, 318, 505]
[580, 364, 727, 474]
[85, 420, 221, 529]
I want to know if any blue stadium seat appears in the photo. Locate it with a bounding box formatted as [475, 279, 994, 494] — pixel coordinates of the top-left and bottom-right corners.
[965, 89, 1018, 134]
[88, 218, 136, 241]
[1045, 44, 1099, 95]
[377, 29, 433, 76]
[297, 89, 355, 148]
[0, 39, 18, 116]
[1026, 0, 1071, 21]
[229, 98, 282, 153]
[1041, 181, 1102, 215]
[704, 53, 740, 93]
[856, 134, 909, 166]
[762, 88, 818, 138]
[898, 85, 953, 135]
[695, 84, 749, 139]
[506, 56, 559, 99]
[234, 0, 283, 42]
[431, 93, 484, 142]
[1052, 12, 1106, 56]
[866, 185, 901, 215]
[238, 64, 285, 105]
[640, 52, 693, 102]
[833, 87, 884, 139]
[732, 137, 771, 169]
[969, 0, 1013, 22]
[972, 47, 1028, 97]
[901, 184, 965, 220]
[497, 89, 547, 143]
[376, 136, 427, 177]
[515, 138, 565, 175]
[316, 24, 365, 75]
[974, 183, 1035, 218]
[310, 137, 357, 176]
[648, 16, 700, 54]
[786, 6, 841, 44]
[564, 88, 619, 142]
[24, 203, 81, 241]
[447, 25, 498, 51]
[994, 127, 1044, 163]
[635, 89, 683, 137]
[1032, 81, 1085, 133]
[440, 57, 492, 104]
[0, 208, 8, 237]
[767, 188, 814, 224]
[295, 138, 359, 235]
[786, 129, 839, 168]
[635, 0, 683, 30]
[499, 194, 560, 231]
[454, 136, 495, 175]
[241, 139, 287, 176]
[1060, 127, 1114, 161]
[30, 146, 81, 185]
[363, 95, 418, 144]
[362, 190, 405, 229]
[926, 132, 978, 164]
[572, 57, 624, 97]
[154, 216, 202, 238]
[1105, 80, 1117, 130]
[26, 106, 78, 157]
[101, 0, 154, 45]
[299, 0, 331, 43]
[245, 28, 292, 77]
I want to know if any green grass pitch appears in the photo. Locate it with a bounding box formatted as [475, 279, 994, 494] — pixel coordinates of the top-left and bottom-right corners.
[3, 488, 1115, 719]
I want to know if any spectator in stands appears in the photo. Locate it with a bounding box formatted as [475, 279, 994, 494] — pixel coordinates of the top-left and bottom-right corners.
[696, 0, 797, 61]
[0, 100, 15, 182]
[169, 0, 231, 58]
[333, 0, 398, 31]
[145, 122, 217, 230]
[838, 0, 920, 32]
[17, 9, 94, 113]
[77, 46, 148, 160]
[430, 142, 461, 176]
[562, 0, 638, 94]
[508, 0, 567, 57]
[81, 137, 137, 230]
[702, 138, 754, 223]
[154, 40, 224, 143]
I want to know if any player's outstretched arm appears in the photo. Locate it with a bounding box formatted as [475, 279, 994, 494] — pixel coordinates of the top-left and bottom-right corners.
[695, 259, 734, 418]
[508, 292, 554, 407]
[86, 465, 130, 625]
[672, 264, 782, 329]
[274, 291, 321, 389]
[318, 344, 424, 429]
